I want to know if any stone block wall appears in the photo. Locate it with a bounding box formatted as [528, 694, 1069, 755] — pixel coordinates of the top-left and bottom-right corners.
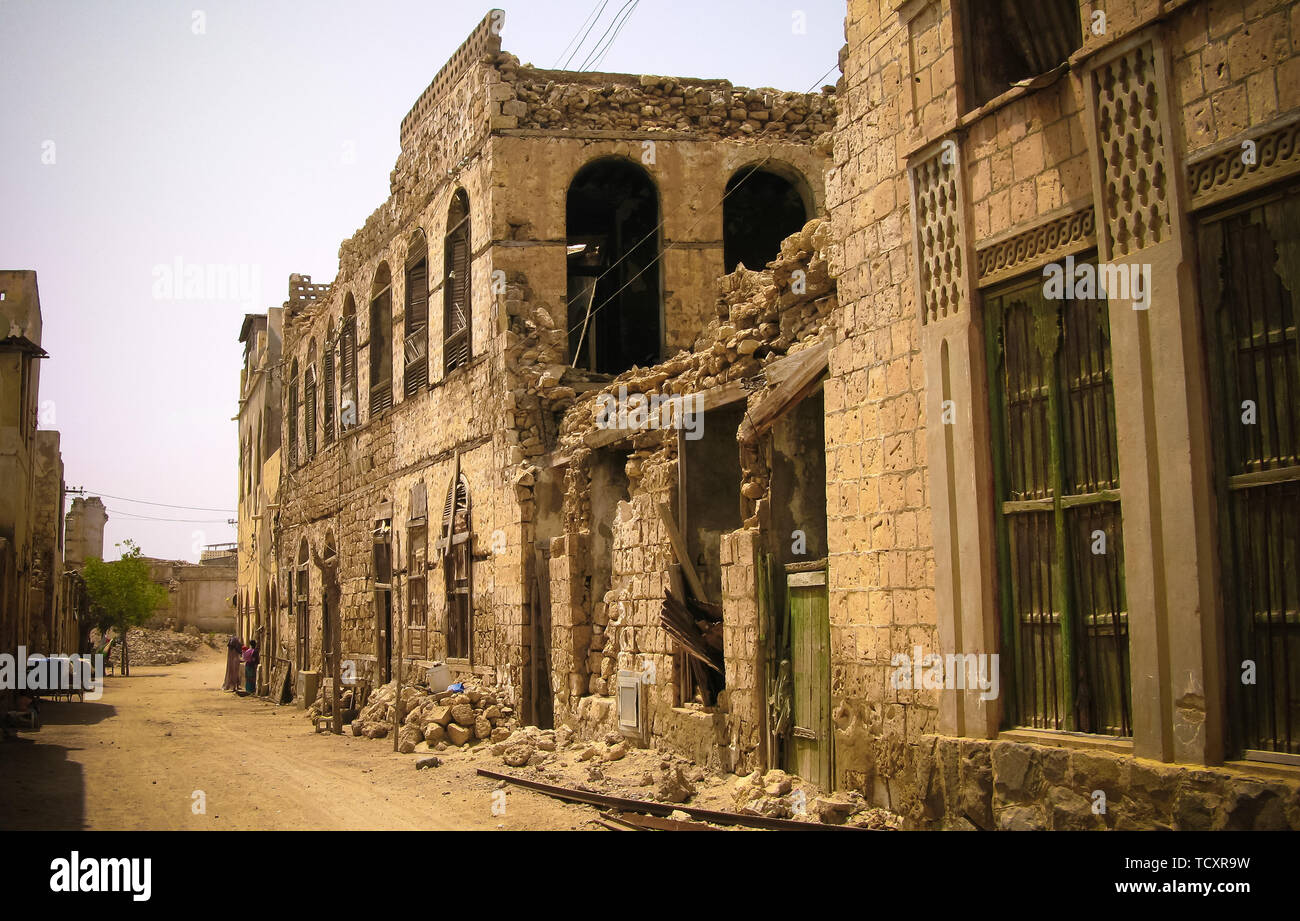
[719, 527, 764, 772]
[825, 0, 940, 802]
[829, 0, 1300, 819]
[913, 735, 1300, 830]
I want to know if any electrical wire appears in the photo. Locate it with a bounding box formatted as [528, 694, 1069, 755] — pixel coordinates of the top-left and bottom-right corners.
[83, 491, 235, 513]
[577, 0, 636, 71]
[104, 506, 234, 524]
[554, 0, 608, 70]
[585, 0, 639, 72]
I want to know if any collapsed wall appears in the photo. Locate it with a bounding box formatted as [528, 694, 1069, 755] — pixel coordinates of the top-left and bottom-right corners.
[546, 217, 837, 771]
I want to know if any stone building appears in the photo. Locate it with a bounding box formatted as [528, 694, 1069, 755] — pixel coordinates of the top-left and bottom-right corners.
[64, 496, 107, 572]
[262, 8, 833, 738]
[0, 270, 47, 663]
[825, 0, 1300, 828]
[0, 272, 87, 672]
[236, 308, 283, 683]
[29, 431, 65, 653]
[142, 554, 236, 634]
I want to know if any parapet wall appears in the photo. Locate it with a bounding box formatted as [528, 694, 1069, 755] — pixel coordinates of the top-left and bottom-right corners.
[498, 63, 836, 140]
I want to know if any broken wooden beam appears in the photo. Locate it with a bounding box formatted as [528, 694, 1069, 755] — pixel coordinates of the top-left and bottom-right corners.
[656, 502, 708, 603]
[737, 338, 832, 444]
[475, 768, 875, 831]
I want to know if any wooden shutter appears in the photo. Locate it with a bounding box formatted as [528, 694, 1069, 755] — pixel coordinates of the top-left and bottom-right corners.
[405, 237, 429, 395]
[1198, 189, 1300, 756]
[985, 269, 1129, 736]
[370, 284, 393, 414]
[323, 342, 335, 444]
[304, 367, 317, 458]
[444, 200, 472, 374]
[287, 375, 298, 467]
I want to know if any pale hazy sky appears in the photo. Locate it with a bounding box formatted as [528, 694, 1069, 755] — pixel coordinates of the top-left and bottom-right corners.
[0, 0, 844, 561]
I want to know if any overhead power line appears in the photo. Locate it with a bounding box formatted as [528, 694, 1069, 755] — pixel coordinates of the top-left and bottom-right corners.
[85, 490, 236, 514]
[578, 0, 636, 71]
[104, 506, 235, 524]
[554, 0, 608, 70]
[586, 0, 639, 72]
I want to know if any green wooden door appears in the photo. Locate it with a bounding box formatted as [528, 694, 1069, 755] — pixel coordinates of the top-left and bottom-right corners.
[788, 568, 831, 790]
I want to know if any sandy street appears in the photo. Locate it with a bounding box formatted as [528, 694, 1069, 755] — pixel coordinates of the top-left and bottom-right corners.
[0, 646, 599, 831]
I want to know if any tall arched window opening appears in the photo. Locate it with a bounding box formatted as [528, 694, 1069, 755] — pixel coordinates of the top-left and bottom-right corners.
[444, 191, 472, 374]
[405, 230, 430, 393]
[566, 158, 661, 375]
[370, 264, 394, 414]
[723, 166, 808, 273]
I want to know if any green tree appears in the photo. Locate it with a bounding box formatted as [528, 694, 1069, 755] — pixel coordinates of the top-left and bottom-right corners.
[82, 540, 169, 677]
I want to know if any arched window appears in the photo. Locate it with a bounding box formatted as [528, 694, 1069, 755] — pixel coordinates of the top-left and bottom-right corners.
[323, 320, 336, 444]
[341, 294, 358, 429]
[723, 165, 809, 273]
[444, 191, 472, 374]
[287, 358, 299, 467]
[404, 229, 430, 393]
[305, 340, 318, 459]
[566, 158, 661, 374]
[370, 264, 394, 414]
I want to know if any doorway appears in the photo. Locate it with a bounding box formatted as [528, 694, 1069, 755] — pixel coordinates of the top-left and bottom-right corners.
[787, 564, 830, 790]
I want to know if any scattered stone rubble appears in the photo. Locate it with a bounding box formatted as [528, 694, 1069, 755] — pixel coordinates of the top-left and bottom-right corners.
[312, 679, 523, 754]
[97, 627, 218, 667]
[732, 769, 901, 828]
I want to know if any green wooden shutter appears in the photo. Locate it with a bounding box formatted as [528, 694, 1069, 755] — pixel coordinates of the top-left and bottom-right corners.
[1197, 187, 1300, 756]
[986, 268, 1130, 735]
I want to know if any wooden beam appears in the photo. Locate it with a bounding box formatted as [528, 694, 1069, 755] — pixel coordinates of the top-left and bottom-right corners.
[737, 339, 832, 444]
[656, 502, 708, 603]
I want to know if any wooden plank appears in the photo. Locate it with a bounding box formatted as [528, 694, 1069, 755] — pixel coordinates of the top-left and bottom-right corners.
[476, 769, 875, 831]
[737, 339, 832, 444]
[656, 502, 708, 603]
[607, 811, 722, 831]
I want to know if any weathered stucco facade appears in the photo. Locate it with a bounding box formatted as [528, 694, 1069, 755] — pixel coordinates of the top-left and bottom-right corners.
[827, 0, 1300, 828]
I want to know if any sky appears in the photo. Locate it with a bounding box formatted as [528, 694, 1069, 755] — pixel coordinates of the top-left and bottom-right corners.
[0, 0, 845, 562]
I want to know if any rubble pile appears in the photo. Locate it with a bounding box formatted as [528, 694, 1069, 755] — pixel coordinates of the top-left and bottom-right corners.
[103, 627, 208, 667]
[340, 680, 522, 753]
[499, 59, 837, 141]
[732, 769, 901, 828]
[559, 217, 836, 450]
[486, 726, 711, 806]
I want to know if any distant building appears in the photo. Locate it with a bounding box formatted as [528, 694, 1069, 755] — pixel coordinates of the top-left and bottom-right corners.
[64, 496, 107, 571]
[236, 308, 283, 688]
[142, 553, 236, 634]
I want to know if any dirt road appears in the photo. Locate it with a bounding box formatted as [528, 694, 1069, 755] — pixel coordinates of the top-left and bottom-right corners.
[0, 646, 598, 830]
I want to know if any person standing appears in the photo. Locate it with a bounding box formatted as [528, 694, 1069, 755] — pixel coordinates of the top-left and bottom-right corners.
[242, 640, 259, 695]
[222, 635, 242, 691]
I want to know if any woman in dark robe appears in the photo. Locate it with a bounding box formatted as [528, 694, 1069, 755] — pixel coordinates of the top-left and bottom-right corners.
[222, 635, 242, 691]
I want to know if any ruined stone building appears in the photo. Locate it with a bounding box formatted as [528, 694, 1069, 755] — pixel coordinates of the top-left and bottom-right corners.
[826, 0, 1300, 828]
[64, 496, 107, 572]
[236, 308, 283, 680]
[253, 9, 833, 737]
[0, 271, 87, 676]
[238, 1, 1298, 829]
[140, 551, 237, 635]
